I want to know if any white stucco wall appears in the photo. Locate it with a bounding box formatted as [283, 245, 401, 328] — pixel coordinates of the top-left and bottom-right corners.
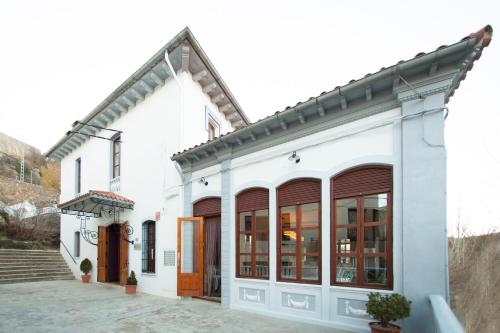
[60, 69, 238, 298]
[188, 108, 401, 332]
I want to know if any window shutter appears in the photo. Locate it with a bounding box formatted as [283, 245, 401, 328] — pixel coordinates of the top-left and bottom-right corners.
[277, 178, 321, 207]
[331, 165, 392, 198]
[236, 188, 269, 212]
[193, 197, 221, 216]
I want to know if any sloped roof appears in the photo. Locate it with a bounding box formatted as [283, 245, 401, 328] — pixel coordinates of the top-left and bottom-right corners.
[171, 25, 493, 164]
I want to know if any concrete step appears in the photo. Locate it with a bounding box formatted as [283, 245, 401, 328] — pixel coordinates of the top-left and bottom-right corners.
[0, 275, 75, 284]
[0, 271, 74, 279]
[0, 258, 66, 264]
[0, 268, 72, 276]
[0, 249, 60, 255]
[0, 253, 62, 258]
[0, 256, 64, 262]
[0, 264, 70, 272]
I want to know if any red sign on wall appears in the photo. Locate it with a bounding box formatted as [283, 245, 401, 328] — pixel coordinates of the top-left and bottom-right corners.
[155, 211, 160, 221]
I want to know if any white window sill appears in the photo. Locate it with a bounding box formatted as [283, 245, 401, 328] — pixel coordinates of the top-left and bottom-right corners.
[141, 272, 157, 277]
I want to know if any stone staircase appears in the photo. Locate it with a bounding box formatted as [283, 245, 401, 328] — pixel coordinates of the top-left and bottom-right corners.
[0, 249, 74, 284]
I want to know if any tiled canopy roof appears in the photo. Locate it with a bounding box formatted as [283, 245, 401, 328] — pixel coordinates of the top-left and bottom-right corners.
[58, 190, 134, 209]
[171, 25, 493, 161]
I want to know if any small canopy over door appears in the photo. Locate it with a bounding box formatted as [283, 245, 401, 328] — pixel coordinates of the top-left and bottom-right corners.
[177, 217, 204, 297]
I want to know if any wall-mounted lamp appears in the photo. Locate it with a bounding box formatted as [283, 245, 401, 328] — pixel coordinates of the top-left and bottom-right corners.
[199, 177, 208, 186]
[288, 151, 300, 164]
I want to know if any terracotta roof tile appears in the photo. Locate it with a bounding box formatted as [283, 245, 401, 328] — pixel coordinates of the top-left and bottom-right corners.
[58, 190, 134, 208]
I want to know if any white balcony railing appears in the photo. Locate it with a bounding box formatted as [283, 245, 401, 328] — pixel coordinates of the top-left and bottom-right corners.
[429, 294, 464, 333]
[110, 176, 121, 193]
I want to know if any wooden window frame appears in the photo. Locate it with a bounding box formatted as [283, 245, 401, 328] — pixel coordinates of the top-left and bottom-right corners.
[235, 188, 269, 280]
[277, 179, 322, 285]
[208, 122, 216, 141]
[330, 165, 393, 290]
[142, 220, 156, 273]
[236, 209, 270, 280]
[112, 135, 120, 179]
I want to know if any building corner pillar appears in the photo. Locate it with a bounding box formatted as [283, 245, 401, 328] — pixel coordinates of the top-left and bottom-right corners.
[220, 159, 231, 306]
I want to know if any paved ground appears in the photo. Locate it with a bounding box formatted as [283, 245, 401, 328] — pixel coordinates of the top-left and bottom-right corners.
[0, 280, 349, 333]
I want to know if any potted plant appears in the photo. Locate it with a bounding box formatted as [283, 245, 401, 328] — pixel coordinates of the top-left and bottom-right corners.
[125, 270, 137, 294]
[80, 258, 92, 283]
[366, 292, 411, 333]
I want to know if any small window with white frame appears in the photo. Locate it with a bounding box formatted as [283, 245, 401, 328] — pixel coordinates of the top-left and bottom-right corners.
[205, 106, 221, 140]
[75, 158, 81, 195]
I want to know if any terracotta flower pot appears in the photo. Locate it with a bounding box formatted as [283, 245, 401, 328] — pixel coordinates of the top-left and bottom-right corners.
[81, 274, 91, 283]
[125, 285, 137, 294]
[369, 322, 401, 333]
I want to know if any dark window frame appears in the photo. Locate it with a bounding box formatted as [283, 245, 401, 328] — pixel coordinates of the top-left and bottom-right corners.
[74, 231, 80, 257]
[235, 188, 269, 280]
[330, 165, 393, 290]
[75, 158, 81, 194]
[112, 135, 121, 179]
[277, 178, 322, 285]
[142, 220, 156, 273]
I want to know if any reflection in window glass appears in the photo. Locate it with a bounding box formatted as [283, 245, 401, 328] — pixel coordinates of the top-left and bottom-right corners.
[281, 206, 296, 229]
[256, 255, 269, 278]
[302, 256, 319, 280]
[301, 203, 319, 227]
[301, 229, 319, 254]
[364, 226, 386, 253]
[336, 256, 356, 283]
[281, 230, 296, 253]
[336, 228, 357, 253]
[364, 256, 387, 284]
[364, 193, 388, 222]
[239, 212, 252, 232]
[240, 254, 252, 276]
[336, 198, 357, 225]
[256, 232, 268, 253]
[281, 255, 296, 279]
[239, 233, 252, 253]
[255, 210, 269, 230]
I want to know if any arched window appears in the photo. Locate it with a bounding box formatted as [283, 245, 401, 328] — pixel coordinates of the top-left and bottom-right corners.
[236, 188, 269, 279]
[277, 178, 321, 284]
[142, 220, 155, 273]
[74, 231, 80, 257]
[331, 165, 393, 289]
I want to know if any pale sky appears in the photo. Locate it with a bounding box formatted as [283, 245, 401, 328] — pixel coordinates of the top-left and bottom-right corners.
[0, 0, 498, 235]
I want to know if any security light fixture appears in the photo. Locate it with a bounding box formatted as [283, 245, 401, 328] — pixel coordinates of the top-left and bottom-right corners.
[199, 177, 208, 186]
[289, 151, 300, 164]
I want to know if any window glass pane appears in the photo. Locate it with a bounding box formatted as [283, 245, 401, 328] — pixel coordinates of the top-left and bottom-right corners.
[364, 193, 388, 222]
[256, 232, 268, 253]
[280, 206, 296, 229]
[336, 256, 356, 283]
[364, 225, 386, 253]
[301, 229, 319, 254]
[281, 255, 296, 279]
[239, 212, 252, 232]
[335, 228, 357, 253]
[239, 233, 252, 253]
[281, 230, 296, 253]
[114, 139, 120, 153]
[301, 203, 319, 227]
[255, 255, 269, 278]
[364, 256, 387, 284]
[181, 220, 199, 274]
[113, 166, 120, 178]
[336, 198, 357, 225]
[302, 256, 319, 281]
[239, 254, 252, 276]
[255, 210, 268, 231]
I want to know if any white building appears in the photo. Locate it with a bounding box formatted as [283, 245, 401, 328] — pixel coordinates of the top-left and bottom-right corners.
[46, 26, 493, 332]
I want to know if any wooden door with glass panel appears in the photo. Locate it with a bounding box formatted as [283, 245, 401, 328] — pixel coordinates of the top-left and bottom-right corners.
[177, 217, 204, 296]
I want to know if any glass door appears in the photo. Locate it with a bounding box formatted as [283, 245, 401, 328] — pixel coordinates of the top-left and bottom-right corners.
[177, 217, 204, 296]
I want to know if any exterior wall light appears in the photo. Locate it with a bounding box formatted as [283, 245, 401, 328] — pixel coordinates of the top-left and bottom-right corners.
[199, 177, 208, 186]
[288, 151, 300, 164]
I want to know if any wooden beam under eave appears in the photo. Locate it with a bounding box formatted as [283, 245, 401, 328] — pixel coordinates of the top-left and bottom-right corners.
[235, 137, 243, 146]
[193, 69, 208, 82]
[212, 94, 225, 104]
[140, 81, 154, 94]
[203, 82, 217, 94]
[249, 132, 256, 141]
[429, 62, 439, 76]
[122, 95, 135, 108]
[297, 112, 305, 124]
[150, 71, 164, 86]
[392, 77, 400, 92]
[280, 119, 287, 130]
[130, 88, 144, 101]
[114, 102, 127, 114]
[108, 108, 120, 118]
[92, 117, 107, 128]
[191, 153, 200, 161]
[264, 127, 271, 136]
[317, 105, 325, 117]
[219, 103, 232, 114]
[181, 42, 190, 72]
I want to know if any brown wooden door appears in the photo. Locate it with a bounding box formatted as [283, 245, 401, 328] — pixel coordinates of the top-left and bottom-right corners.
[97, 226, 108, 282]
[119, 222, 129, 286]
[177, 217, 204, 297]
